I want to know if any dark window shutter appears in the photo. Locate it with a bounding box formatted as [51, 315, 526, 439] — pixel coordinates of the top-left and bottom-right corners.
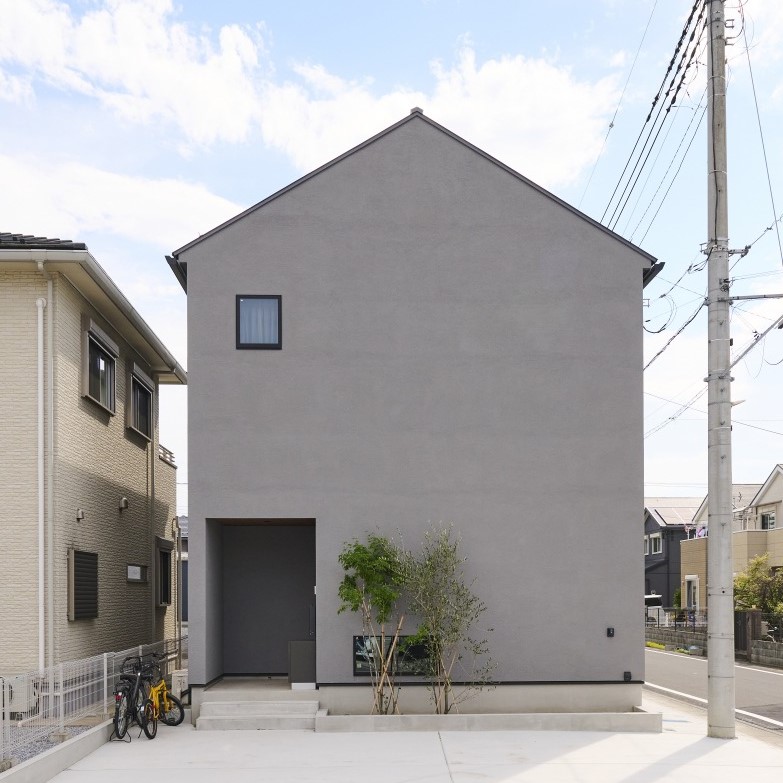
[73, 550, 98, 619]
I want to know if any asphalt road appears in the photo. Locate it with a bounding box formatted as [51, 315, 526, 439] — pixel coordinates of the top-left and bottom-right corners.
[645, 648, 783, 723]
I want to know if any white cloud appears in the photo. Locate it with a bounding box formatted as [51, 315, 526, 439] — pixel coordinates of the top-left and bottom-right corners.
[0, 68, 34, 103]
[1, 1, 620, 189]
[426, 47, 618, 188]
[0, 154, 243, 250]
[261, 46, 618, 189]
[1, 0, 266, 147]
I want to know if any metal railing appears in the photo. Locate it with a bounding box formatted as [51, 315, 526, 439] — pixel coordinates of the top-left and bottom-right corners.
[0, 635, 187, 767]
[759, 613, 783, 642]
[645, 607, 707, 629]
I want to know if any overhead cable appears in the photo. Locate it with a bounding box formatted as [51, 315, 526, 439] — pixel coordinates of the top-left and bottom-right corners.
[741, 6, 783, 268]
[578, 0, 659, 209]
[643, 299, 705, 370]
[600, 0, 705, 227]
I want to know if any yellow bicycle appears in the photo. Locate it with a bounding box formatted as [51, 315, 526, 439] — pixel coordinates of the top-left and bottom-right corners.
[145, 654, 185, 727]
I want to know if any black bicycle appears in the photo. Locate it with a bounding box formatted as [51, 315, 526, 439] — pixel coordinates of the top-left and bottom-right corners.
[113, 655, 157, 739]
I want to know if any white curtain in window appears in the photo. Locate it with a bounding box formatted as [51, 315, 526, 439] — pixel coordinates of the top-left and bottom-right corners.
[240, 298, 278, 344]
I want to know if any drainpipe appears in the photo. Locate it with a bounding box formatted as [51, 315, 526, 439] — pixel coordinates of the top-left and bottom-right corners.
[36, 296, 47, 671]
[172, 517, 182, 668]
[150, 421, 156, 644]
[46, 278, 55, 668]
[37, 262, 55, 669]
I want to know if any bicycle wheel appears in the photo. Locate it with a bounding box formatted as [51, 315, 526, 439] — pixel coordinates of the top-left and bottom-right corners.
[134, 686, 146, 727]
[141, 699, 157, 739]
[160, 693, 184, 726]
[113, 691, 130, 739]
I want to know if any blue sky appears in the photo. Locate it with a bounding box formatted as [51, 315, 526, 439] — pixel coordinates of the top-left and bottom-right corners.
[2, 0, 782, 513]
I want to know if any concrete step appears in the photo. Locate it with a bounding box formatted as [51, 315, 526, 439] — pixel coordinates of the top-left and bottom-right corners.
[196, 700, 321, 731]
[199, 700, 319, 717]
[197, 714, 316, 731]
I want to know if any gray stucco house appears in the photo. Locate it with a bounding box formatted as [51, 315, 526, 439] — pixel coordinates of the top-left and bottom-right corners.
[169, 109, 661, 715]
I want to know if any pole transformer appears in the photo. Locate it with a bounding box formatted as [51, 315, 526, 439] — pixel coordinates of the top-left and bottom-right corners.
[706, 0, 735, 739]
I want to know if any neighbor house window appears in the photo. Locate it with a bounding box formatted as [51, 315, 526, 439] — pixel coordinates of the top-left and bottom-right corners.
[760, 510, 776, 530]
[650, 533, 662, 555]
[236, 295, 281, 349]
[644, 536, 649, 555]
[82, 319, 118, 413]
[155, 537, 174, 606]
[128, 364, 154, 440]
[685, 575, 699, 610]
[68, 549, 98, 621]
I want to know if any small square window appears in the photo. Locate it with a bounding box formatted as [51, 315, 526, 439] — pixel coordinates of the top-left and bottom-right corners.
[237, 295, 281, 349]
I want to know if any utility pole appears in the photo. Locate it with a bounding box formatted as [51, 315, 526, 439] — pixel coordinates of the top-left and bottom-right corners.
[706, 0, 735, 739]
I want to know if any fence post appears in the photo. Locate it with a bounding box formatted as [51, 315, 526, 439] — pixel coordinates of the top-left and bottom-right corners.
[103, 654, 108, 716]
[0, 677, 9, 771]
[748, 609, 761, 663]
[58, 664, 65, 733]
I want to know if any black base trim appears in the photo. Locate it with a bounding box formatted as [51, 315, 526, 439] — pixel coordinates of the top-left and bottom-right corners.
[316, 680, 644, 687]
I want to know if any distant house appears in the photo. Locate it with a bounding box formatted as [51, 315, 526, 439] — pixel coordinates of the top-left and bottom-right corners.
[643, 497, 701, 605]
[680, 481, 768, 610]
[0, 232, 186, 673]
[168, 109, 661, 716]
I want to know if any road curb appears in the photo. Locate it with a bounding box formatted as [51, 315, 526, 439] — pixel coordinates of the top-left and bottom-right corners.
[644, 682, 783, 730]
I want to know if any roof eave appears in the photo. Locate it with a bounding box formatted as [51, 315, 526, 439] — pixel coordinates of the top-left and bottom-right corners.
[171, 110, 659, 272]
[0, 248, 187, 385]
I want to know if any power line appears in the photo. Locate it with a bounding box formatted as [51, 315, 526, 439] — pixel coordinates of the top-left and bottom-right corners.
[609, 25, 707, 232]
[578, 0, 659, 209]
[643, 390, 783, 438]
[741, 3, 783, 268]
[636, 99, 706, 243]
[643, 299, 705, 370]
[602, 2, 707, 229]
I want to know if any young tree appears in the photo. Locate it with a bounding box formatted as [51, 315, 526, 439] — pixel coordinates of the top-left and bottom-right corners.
[404, 525, 494, 714]
[337, 534, 405, 714]
[734, 553, 783, 614]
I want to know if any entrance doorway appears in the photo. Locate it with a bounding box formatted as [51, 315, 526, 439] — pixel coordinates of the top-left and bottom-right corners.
[221, 520, 315, 675]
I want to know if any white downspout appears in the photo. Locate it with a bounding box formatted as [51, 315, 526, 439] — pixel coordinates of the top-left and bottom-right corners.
[46, 277, 54, 669]
[36, 296, 47, 671]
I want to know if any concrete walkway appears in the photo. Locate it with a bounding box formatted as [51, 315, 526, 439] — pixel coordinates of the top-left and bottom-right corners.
[48, 691, 783, 783]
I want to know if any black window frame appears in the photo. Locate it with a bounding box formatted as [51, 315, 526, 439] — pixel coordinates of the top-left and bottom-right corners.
[82, 318, 118, 414]
[87, 336, 116, 412]
[155, 537, 174, 607]
[236, 295, 282, 350]
[128, 364, 154, 440]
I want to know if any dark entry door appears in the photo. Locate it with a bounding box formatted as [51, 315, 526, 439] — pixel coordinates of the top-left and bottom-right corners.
[221, 521, 316, 675]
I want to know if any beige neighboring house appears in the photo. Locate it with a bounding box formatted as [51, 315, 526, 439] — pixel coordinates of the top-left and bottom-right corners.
[681, 475, 780, 610]
[0, 232, 187, 673]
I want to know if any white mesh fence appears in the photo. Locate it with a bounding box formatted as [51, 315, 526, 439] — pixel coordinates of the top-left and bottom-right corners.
[0, 636, 186, 766]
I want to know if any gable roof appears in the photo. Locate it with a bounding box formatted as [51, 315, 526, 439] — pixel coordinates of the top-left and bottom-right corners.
[1, 233, 186, 384]
[644, 497, 702, 528]
[0, 232, 88, 250]
[169, 108, 660, 290]
[748, 464, 783, 508]
[692, 483, 764, 524]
